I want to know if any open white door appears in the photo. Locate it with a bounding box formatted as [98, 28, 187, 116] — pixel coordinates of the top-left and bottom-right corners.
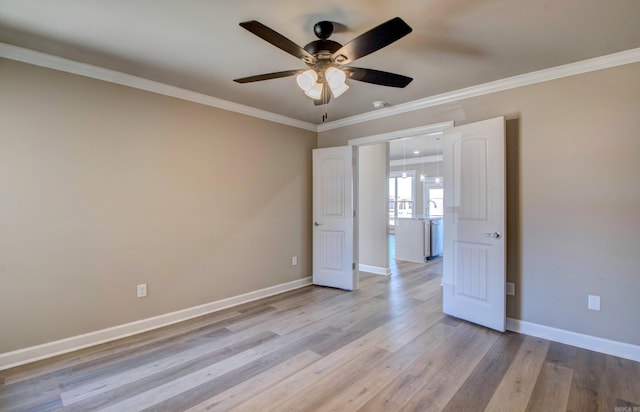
[312, 146, 357, 290]
[442, 117, 506, 331]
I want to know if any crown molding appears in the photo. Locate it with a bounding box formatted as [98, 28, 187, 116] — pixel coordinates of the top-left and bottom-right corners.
[0, 42, 317, 132]
[3, 42, 639, 134]
[318, 47, 640, 132]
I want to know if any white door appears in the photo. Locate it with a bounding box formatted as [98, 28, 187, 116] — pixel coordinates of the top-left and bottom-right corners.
[442, 117, 506, 331]
[312, 146, 357, 290]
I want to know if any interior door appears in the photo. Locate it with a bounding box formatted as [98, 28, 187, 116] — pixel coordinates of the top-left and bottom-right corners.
[312, 146, 357, 290]
[442, 116, 506, 331]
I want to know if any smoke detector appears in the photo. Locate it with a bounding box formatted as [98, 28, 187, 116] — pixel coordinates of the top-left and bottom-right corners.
[372, 100, 389, 109]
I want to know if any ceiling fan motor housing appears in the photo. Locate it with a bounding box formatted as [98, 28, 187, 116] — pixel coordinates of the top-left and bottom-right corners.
[303, 39, 342, 58]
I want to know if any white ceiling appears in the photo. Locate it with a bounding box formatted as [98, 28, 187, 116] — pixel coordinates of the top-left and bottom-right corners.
[389, 135, 443, 161]
[1, 0, 639, 125]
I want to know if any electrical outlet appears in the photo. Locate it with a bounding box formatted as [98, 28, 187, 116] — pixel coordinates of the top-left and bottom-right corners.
[137, 283, 147, 298]
[506, 282, 515, 296]
[588, 294, 600, 311]
[291, 256, 298, 266]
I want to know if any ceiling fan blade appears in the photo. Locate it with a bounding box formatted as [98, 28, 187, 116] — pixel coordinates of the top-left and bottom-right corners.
[234, 70, 301, 83]
[343, 67, 413, 88]
[331, 17, 412, 65]
[240, 21, 316, 63]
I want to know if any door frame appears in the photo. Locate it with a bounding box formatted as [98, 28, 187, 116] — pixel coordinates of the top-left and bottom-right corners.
[348, 121, 455, 275]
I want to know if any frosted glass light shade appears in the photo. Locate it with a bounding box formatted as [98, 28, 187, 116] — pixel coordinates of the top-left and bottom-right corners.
[325, 67, 349, 98]
[305, 82, 323, 99]
[325, 67, 346, 88]
[296, 70, 318, 91]
[329, 82, 349, 98]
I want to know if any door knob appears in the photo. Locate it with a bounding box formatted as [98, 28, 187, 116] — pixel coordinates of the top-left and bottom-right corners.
[314, 222, 323, 226]
[484, 231, 502, 239]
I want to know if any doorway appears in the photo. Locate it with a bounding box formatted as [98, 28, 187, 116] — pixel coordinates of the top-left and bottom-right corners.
[314, 117, 507, 332]
[350, 121, 453, 275]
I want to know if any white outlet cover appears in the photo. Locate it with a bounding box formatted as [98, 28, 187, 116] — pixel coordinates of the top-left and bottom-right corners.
[137, 284, 147, 298]
[588, 294, 600, 311]
[292, 256, 298, 266]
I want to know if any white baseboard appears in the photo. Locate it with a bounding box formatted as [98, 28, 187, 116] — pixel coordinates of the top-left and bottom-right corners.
[358, 264, 391, 276]
[506, 318, 640, 362]
[0, 276, 312, 371]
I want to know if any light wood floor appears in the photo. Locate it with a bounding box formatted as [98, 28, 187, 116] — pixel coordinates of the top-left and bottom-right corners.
[1, 259, 639, 411]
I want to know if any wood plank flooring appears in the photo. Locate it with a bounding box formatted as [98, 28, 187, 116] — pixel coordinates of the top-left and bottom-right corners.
[1, 258, 639, 411]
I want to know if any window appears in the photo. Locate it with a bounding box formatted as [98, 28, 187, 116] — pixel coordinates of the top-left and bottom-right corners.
[424, 183, 443, 217]
[389, 172, 414, 228]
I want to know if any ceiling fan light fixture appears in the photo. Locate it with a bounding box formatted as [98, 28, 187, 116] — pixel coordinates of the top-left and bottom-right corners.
[325, 67, 346, 88]
[325, 67, 348, 98]
[236, 18, 413, 120]
[329, 82, 349, 98]
[304, 82, 323, 99]
[296, 69, 318, 91]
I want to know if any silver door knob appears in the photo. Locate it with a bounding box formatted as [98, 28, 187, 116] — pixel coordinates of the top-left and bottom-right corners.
[314, 222, 323, 226]
[484, 231, 502, 239]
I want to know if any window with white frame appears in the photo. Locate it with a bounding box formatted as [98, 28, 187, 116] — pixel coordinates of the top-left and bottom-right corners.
[389, 171, 415, 228]
[424, 181, 443, 217]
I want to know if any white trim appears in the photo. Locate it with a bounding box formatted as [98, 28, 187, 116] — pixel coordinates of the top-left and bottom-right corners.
[506, 318, 640, 362]
[0, 42, 316, 132]
[3, 42, 639, 133]
[0, 276, 312, 371]
[319, 47, 640, 132]
[358, 264, 391, 276]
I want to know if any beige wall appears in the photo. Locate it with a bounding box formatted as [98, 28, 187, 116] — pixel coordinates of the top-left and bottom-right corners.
[320, 63, 640, 346]
[1, 55, 638, 354]
[0, 58, 316, 353]
[358, 143, 388, 270]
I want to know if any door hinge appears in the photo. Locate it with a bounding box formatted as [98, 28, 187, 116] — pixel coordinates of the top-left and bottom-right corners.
[353, 210, 356, 218]
[352, 262, 356, 270]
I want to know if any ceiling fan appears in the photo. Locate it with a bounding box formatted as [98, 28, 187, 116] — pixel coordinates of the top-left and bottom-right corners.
[234, 17, 413, 117]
